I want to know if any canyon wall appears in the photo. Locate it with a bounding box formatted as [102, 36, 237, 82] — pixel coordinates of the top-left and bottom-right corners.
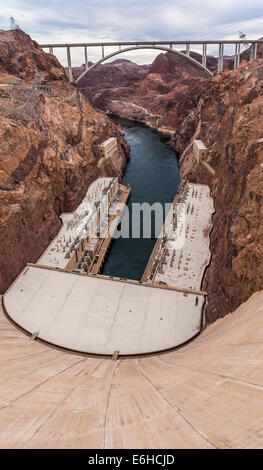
[76, 43, 263, 132]
[0, 29, 129, 294]
[75, 52, 208, 129]
[1, 30, 263, 327]
[76, 43, 263, 325]
[172, 59, 263, 324]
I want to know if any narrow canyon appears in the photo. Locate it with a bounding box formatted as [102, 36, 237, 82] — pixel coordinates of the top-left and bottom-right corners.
[75, 43, 263, 325]
[0, 29, 129, 294]
[0, 28, 263, 329]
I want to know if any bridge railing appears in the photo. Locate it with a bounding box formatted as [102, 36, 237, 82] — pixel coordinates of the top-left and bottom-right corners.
[39, 40, 263, 83]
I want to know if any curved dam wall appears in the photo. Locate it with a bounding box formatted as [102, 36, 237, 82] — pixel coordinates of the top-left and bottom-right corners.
[3, 265, 205, 356]
[0, 291, 263, 448]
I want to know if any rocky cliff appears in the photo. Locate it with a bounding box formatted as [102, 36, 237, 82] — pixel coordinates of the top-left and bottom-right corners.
[74, 58, 152, 119]
[172, 59, 263, 324]
[0, 29, 129, 294]
[76, 52, 208, 129]
[76, 43, 263, 132]
[73, 58, 150, 91]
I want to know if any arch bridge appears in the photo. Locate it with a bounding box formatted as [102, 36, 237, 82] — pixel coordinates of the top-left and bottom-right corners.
[40, 39, 262, 83]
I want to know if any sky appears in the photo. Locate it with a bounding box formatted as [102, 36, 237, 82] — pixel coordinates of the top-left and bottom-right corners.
[1, 0, 263, 66]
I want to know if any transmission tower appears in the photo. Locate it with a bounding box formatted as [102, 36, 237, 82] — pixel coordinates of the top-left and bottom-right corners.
[10, 16, 20, 30]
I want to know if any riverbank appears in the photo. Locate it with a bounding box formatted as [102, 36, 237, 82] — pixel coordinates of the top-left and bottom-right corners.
[109, 113, 176, 143]
[101, 117, 180, 280]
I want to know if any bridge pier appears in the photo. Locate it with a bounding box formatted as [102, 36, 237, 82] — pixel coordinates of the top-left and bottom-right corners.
[234, 43, 241, 69]
[251, 46, 254, 61]
[218, 43, 224, 73]
[202, 43, 207, 68]
[49, 46, 53, 55]
[102, 45, 105, 59]
[252, 42, 258, 60]
[67, 46, 73, 83]
[237, 43, 241, 67]
[249, 43, 258, 61]
[186, 43, 190, 57]
[84, 46, 88, 70]
[234, 44, 238, 69]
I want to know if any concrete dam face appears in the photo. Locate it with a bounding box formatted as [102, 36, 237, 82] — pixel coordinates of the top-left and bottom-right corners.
[1, 123, 262, 448]
[0, 291, 262, 449]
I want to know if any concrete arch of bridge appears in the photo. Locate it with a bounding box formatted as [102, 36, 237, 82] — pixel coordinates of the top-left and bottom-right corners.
[75, 45, 213, 83]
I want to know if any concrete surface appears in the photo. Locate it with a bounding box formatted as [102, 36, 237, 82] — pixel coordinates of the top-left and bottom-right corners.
[39, 177, 118, 269]
[154, 183, 214, 291]
[0, 291, 263, 448]
[142, 183, 214, 292]
[3, 265, 204, 355]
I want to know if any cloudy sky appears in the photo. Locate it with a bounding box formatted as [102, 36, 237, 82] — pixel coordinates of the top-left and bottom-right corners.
[1, 0, 263, 65]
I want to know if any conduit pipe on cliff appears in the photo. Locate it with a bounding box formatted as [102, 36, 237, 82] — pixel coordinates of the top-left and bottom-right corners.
[200, 159, 216, 177]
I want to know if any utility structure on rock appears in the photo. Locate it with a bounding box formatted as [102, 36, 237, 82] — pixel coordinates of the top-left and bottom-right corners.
[10, 16, 20, 30]
[193, 140, 216, 177]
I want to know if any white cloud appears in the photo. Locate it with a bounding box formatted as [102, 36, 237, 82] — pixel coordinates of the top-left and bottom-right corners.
[1, 0, 263, 65]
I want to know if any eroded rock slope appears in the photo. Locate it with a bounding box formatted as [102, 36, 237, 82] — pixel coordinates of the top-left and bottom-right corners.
[172, 59, 263, 323]
[0, 29, 129, 293]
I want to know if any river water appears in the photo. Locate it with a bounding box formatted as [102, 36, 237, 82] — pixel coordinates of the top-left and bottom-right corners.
[101, 117, 180, 280]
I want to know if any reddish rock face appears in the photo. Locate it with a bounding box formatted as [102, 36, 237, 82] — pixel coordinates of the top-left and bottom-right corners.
[76, 43, 263, 131]
[74, 59, 150, 87]
[0, 28, 66, 81]
[75, 52, 208, 128]
[0, 30, 129, 294]
[75, 47, 263, 325]
[74, 58, 151, 120]
[172, 60, 263, 324]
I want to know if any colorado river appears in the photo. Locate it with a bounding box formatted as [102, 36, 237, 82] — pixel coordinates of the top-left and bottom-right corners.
[101, 117, 180, 280]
